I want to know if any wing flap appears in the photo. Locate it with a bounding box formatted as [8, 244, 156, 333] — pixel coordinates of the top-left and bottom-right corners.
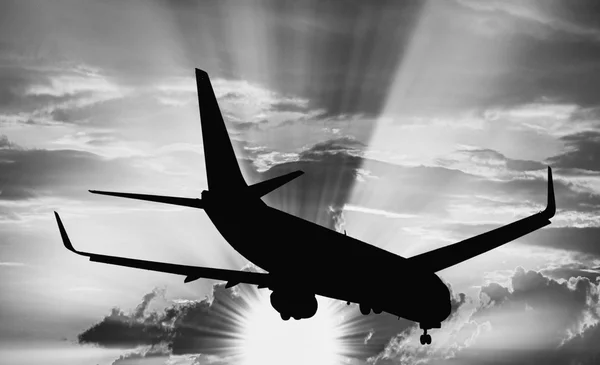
[89, 190, 204, 209]
[54, 212, 270, 287]
[408, 166, 556, 272]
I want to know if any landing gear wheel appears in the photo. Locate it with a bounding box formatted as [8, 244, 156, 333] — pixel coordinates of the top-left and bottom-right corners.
[280, 313, 290, 321]
[359, 303, 371, 315]
[372, 308, 382, 314]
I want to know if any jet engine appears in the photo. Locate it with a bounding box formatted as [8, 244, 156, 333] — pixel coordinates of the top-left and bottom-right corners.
[270, 290, 318, 320]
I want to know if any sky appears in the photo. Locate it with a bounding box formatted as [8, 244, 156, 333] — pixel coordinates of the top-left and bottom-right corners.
[2, 0, 600, 364]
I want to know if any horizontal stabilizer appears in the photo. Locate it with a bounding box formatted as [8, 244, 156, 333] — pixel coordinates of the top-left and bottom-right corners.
[89, 190, 204, 209]
[248, 170, 304, 198]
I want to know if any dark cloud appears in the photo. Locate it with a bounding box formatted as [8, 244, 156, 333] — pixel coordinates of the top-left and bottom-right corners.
[548, 131, 600, 171]
[78, 284, 249, 354]
[78, 307, 168, 348]
[268, 101, 311, 114]
[299, 136, 365, 158]
[229, 119, 268, 131]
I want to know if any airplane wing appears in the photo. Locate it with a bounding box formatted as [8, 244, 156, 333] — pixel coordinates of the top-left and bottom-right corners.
[407, 166, 556, 273]
[54, 212, 270, 288]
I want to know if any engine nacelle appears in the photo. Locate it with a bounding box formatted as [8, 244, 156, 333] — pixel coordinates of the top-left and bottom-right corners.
[270, 290, 318, 320]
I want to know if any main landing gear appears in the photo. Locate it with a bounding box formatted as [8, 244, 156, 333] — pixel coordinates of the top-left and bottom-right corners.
[358, 303, 383, 315]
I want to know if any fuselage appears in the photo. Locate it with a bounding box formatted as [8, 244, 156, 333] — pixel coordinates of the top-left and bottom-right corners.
[201, 189, 451, 324]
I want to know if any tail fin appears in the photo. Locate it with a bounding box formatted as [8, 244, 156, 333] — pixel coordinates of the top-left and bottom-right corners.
[196, 69, 247, 191]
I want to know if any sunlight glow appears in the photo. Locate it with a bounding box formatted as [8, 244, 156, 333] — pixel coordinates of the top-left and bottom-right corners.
[238, 291, 346, 365]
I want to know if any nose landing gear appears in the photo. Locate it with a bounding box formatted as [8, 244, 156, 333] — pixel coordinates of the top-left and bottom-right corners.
[418, 322, 439, 345]
[419, 329, 432, 345]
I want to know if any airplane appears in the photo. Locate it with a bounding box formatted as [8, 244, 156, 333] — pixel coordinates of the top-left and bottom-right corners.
[54, 68, 556, 345]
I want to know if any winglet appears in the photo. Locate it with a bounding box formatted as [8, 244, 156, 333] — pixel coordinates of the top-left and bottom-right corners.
[542, 166, 556, 219]
[54, 212, 88, 256]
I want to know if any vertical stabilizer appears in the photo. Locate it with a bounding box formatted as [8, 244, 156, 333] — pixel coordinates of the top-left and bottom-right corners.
[196, 69, 247, 191]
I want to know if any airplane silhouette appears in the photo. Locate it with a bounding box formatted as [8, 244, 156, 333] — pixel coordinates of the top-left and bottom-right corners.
[54, 69, 556, 345]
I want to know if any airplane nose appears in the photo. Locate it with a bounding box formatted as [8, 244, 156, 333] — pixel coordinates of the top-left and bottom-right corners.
[434, 277, 452, 321]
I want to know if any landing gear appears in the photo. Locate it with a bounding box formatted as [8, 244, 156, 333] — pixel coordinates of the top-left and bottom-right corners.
[280, 313, 290, 321]
[419, 329, 432, 345]
[372, 307, 382, 314]
[359, 303, 370, 315]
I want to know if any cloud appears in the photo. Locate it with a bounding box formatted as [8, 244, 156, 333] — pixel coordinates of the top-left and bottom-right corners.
[437, 147, 545, 178]
[541, 262, 600, 282]
[50, 130, 146, 158]
[229, 119, 268, 132]
[0, 262, 25, 267]
[78, 284, 250, 355]
[474, 267, 597, 345]
[0, 61, 127, 127]
[457, 0, 600, 40]
[111, 343, 171, 365]
[0, 135, 22, 150]
[548, 131, 600, 172]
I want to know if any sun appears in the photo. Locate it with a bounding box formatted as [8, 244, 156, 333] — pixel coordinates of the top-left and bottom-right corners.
[237, 289, 347, 365]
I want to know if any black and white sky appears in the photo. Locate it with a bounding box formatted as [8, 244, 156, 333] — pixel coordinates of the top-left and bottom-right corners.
[2, 0, 600, 364]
